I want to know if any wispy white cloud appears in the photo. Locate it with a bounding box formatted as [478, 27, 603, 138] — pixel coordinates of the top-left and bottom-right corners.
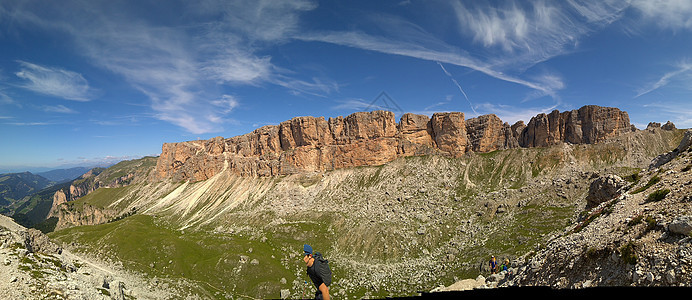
[452, 0, 628, 69]
[271, 73, 340, 98]
[332, 98, 372, 112]
[436, 62, 477, 115]
[332, 97, 401, 113]
[5, 121, 52, 126]
[297, 29, 562, 98]
[635, 61, 692, 98]
[642, 102, 692, 128]
[14, 61, 94, 101]
[1, 0, 324, 134]
[298, 1, 628, 101]
[631, 0, 692, 30]
[39, 104, 76, 114]
[0, 89, 17, 106]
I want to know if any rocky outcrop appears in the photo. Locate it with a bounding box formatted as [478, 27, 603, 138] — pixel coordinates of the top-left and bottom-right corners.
[50, 204, 117, 231]
[585, 174, 626, 207]
[156, 105, 634, 182]
[48, 170, 102, 217]
[46, 157, 156, 231]
[648, 121, 677, 131]
[398, 113, 436, 156]
[662, 121, 677, 131]
[668, 216, 692, 236]
[520, 105, 632, 147]
[465, 114, 519, 152]
[649, 129, 692, 169]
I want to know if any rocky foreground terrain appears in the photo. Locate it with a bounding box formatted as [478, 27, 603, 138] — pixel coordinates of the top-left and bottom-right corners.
[437, 128, 692, 292]
[0, 214, 202, 299]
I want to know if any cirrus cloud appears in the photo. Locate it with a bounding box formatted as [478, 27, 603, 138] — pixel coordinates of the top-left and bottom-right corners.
[1, 0, 326, 134]
[15, 61, 94, 101]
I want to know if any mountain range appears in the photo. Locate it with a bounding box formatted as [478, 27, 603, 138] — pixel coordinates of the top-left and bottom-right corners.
[0, 105, 690, 299]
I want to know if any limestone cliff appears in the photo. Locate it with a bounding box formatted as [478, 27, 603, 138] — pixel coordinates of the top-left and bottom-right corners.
[156, 105, 633, 182]
[46, 157, 157, 230]
[47, 169, 103, 217]
[519, 105, 632, 147]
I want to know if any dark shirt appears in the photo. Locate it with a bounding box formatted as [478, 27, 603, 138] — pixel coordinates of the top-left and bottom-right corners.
[307, 263, 325, 290]
[306, 257, 331, 291]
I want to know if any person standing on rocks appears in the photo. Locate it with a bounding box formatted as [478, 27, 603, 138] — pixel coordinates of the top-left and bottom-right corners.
[303, 244, 331, 300]
[489, 255, 498, 274]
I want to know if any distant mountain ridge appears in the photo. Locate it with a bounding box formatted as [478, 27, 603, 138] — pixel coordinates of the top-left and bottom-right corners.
[37, 167, 93, 183]
[0, 172, 53, 207]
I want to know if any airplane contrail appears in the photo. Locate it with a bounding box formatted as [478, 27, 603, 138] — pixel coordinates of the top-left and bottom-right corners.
[437, 61, 478, 115]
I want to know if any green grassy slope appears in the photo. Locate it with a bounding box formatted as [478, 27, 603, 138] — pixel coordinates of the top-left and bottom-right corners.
[0, 172, 53, 208]
[47, 129, 684, 299]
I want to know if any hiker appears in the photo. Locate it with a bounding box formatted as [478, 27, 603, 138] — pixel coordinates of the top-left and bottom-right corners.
[489, 255, 497, 274]
[303, 244, 331, 300]
[500, 258, 509, 272]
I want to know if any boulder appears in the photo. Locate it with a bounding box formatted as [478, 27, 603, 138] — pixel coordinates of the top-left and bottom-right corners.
[585, 175, 626, 207]
[280, 289, 290, 299]
[668, 216, 692, 236]
[26, 228, 62, 254]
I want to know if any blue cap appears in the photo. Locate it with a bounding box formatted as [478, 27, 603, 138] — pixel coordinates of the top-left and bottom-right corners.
[303, 244, 313, 255]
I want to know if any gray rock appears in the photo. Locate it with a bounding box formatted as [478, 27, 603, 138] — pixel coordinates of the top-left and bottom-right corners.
[280, 289, 290, 299]
[417, 227, 426, 235]
[239, 255, 249, 264]
[668, 215, 692, 236]
[486, 273, 504, 282]
[27, 228, 62, 254]
[665, 269, 676, 284]
[661, 121, 676, 131]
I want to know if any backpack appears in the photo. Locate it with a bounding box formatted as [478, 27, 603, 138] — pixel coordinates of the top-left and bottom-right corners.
[312, 252, 332, 286]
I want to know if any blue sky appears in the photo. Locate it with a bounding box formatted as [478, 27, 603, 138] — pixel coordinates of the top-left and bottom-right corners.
[1, 0, 692, 172]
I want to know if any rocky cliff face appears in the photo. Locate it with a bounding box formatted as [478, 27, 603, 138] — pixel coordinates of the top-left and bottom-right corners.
[47, 169, 103, 217]
[156, 105, 633, 182]
[46, 157, 157, 230]
[519, 105, 632, 147]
